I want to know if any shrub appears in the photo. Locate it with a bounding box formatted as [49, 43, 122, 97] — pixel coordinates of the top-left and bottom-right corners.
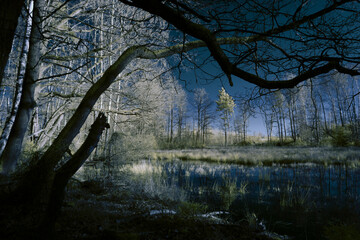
[109, 132, 158, 162]
[331, 126, 351, 147]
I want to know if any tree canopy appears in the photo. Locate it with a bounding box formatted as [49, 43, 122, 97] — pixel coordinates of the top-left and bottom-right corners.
[119, 0, 360, 89]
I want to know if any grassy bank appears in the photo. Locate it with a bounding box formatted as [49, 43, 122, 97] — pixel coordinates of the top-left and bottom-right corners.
[150, 146, 360, 167]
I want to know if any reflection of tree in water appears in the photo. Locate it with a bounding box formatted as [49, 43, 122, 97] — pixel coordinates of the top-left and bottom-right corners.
[122, 159, 360, 238]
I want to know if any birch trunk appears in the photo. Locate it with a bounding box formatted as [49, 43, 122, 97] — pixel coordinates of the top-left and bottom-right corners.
[0, 0, 44, 173]
[0, 0, 34, 168]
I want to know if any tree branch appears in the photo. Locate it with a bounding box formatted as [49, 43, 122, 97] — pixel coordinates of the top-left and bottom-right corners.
[36, 30, 360, 172]
[120, 0, 359, 88]
[54, 112, 109, 181]
[37, 46, 144, 171]
[43, 112, 109, 229]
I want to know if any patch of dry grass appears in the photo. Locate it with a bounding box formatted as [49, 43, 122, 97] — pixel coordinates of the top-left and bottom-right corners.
[150, 146, 360, 167]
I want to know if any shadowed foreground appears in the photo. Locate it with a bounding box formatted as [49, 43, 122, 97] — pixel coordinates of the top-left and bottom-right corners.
[53, 180, 272, 240]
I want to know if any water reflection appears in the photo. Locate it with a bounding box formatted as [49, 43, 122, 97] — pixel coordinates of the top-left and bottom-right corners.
[124, 159, 360, 239]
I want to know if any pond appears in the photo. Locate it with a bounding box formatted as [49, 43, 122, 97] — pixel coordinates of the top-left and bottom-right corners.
[123, 159, 360, 239]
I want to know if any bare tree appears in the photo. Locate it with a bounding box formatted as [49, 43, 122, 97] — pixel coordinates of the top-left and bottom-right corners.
[236, 100, 253, 143]
[193, 88, 213, 144]
[176, 88, 187, 141]
[258, 95, 275, 143]
[120, 0, 360, 89]
[1, 0, 360, 238]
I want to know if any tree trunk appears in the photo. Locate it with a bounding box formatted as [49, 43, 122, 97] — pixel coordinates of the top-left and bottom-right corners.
[41, 113, 109, 236]
[0, 0, 34, 170]
[0, 113, 109, 239]
[170, 107, 174, 143]
[178, 109, 183, 141]
[0, 0, 24, 85]
[319, 94, 329, 133]
[310, 79, 320, 144]
[224, 113, 228, 147]
[242, 119, 246, 142]
[29, 106, 40, 142]
[0, 0, 42, 173]
[0, 46, 148, 238]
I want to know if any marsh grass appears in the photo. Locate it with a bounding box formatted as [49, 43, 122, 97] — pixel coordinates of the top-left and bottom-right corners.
[279, 182, 312, 209]
[151, 146, 360, 167]
[244, 211, 258, 229]
[119, 161, 188, 202]
[238, 181, 248, 196]
[219, 179, 238, 210]
[259, 170, 271, 182]
[258, 183, 267, 201]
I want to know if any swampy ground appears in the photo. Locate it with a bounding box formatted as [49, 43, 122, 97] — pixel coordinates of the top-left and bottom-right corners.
[56, 146, 360, 240]
[55, 179, 271, 240]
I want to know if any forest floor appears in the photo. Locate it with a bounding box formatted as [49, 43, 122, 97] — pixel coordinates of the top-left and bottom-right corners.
[151, 146, 360, 166]
[55, 178, 275, 240]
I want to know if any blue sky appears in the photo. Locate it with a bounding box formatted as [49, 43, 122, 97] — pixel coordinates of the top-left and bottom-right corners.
[170, 0, 353, 136]
[177, 59, 267, 135]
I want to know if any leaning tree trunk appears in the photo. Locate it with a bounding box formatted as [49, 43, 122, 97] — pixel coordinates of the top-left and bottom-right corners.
[0, 40, 208, 239]
[0, 113, 109, 239]
[42, 112, 110, 236]
[0, 47, 145, 239]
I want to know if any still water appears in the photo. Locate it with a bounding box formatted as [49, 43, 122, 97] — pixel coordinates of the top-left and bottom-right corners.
[125, 159, 360, 239]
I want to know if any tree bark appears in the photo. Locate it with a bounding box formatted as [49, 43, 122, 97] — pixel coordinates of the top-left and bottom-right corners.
[37, 46, 145, 173]
[41, 112, 109, 236]
[0, 0, 24, 85]
[0, 0, 34, 171]
[0, 0, 42, 173]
